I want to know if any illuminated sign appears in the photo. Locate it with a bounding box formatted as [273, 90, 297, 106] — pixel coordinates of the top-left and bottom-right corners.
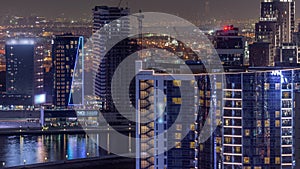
[34, 94, 46, 105]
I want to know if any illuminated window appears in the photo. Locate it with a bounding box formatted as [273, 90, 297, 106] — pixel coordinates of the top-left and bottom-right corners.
[265, 120, 270, 127]
[244, 157, 250, 164]
[216, 146, 221, 153]
[275, 157, 280, 164]
[216, 82, 222, 89]
[254, 167, 261, 169]
[190, 142, 195, 149]
[264, 157, 270, 164]
[235, 146, 241, 153]
[245, 129, 250, 136]
[175, 133, 182, 140]
[257, 120, 261, 127]
[190, 124, 195, 131]
[225, 119, 230, 126]
[176, 124, 182, 131]
[275, 111, 280, 118]
[276, 120, 280, 127]
[175, 142, 181, 148]
[264, 83, 270, 90]
[216, 137, 222, 144]
[172, 98, 182, 104]
[226, 156, 230, 162]
[225, 137, 232, 144]
[200, 144, 204, 151]
[173, 80, 181, 87]
[275, 83, 281, 90]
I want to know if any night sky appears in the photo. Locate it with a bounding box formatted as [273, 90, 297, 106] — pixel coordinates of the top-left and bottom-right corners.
[0, 0, 299, 21]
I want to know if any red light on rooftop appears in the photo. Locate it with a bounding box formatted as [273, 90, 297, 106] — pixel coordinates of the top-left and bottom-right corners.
[223, 25, 234, 31]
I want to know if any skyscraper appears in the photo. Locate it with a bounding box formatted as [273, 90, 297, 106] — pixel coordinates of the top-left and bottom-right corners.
[5, 39, 35, 96]
[250, 0, 296, 66]
[92, 6, 132, 126]
[52, 34, 84, 108]
[136, 67, 299, 169]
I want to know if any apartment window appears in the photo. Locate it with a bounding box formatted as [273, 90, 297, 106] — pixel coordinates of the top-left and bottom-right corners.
[275, 111, 280, 118]
[173, 80, 181, 87]
[245, 129, 250, 136]
[225, 156, 230, 162]
[257, 120, 261, 127]
[275, 120, 280, 127]
[264, 83, 270, 90]
[275, 83, 280, 90]
[176, 124, 182, 131]
[190, 124, 195, 131]
[175, 142, 181, 148]
[235, 146, 241, 153]
[190, 142, 195, 149]
[172, 98, 182, 104]
[275, 157, 281, 164]
[264, 157, 270, 164]
[175, 133, 182, 140]
[244, 157, 250, 164]
[265, 120, 270, 127]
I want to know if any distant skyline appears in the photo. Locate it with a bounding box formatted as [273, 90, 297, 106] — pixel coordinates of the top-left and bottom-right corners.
[0, 0, 299, 22]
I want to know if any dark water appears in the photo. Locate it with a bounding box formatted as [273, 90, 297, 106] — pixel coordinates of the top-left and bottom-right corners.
[0, 133, 132, 167]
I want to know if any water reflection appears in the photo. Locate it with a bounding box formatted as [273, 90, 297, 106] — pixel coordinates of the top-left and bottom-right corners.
[0, 134, 102, 167]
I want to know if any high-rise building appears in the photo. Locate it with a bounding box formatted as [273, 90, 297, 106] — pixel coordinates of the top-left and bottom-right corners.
[5, 39, 35, 96]
[52, 34, 84, 108]
[213, 25, 246, 66]
[136, 67, 299, 169]
[92, 6, 132, 126]
[251, 0, 296, 66]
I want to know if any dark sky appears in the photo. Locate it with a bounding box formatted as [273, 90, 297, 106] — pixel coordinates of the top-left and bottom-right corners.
[0, 0, 299, 21]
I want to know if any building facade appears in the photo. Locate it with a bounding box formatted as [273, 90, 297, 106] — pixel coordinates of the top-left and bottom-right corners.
[136, 67, 300, 169]
[52, 34, 84, 108]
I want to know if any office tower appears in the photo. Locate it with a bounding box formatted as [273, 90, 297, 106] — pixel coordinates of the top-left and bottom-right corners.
[251, 0, 296, 66]
[260, 0, 295, 44]
[5, 39, 35, 96]
[213, 25, 246, 66]
[52, 34, 84, 108]
[92, 6, 132, 126]
[136, 67, 299, 169]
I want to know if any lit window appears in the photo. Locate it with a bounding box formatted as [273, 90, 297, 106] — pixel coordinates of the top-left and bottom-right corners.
[172, 98, 182, 104]
[265, 120, 270, 127]
[190, 124, 195, 131]
[264, 83, 270, 90]
[173, 80, 181, 87]
[276, 120, 280, 127]
[275, 83, 281, 90]
[275, 111, 280, 118]
[175, 142, 181, 148]
[257, 120, 261, 127]
[216, 82, 222, 89]
[175, 133, 181, 140]
[244, 157, 250, 164]
[176, 124, 182, 131]
[264, 157, 270, 164]
[245, 129, 250, 136]
[275, 157, 280, 164]
[190, 142, 195, 149]
[235, 146, 241, 153]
